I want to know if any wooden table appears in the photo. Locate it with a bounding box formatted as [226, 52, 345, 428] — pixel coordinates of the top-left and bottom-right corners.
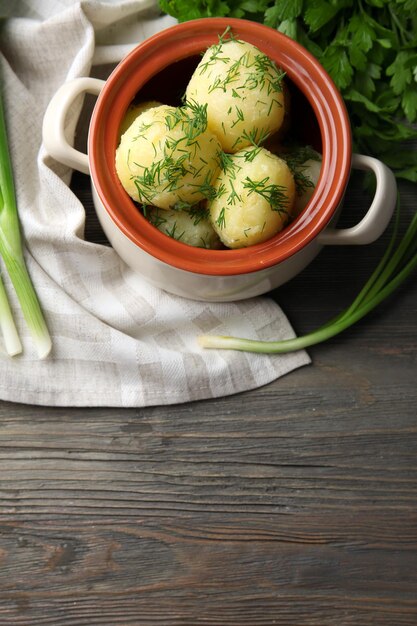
[0, 171, 416, 625]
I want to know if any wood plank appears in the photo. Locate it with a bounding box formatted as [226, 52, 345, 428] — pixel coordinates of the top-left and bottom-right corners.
[0, 157, 415, 625]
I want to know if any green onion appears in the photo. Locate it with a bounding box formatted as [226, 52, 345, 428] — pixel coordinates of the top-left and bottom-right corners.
[0, 271, 22, 356]
[198, 197, 417, 354]
[0, 90, 52, 359]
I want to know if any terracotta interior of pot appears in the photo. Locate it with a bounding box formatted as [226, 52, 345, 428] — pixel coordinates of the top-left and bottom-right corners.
[89, 18, 351, 276]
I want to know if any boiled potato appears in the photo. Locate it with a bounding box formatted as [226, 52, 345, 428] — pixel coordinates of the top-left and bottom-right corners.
[209, 147, 295, 248]
[277, 147, 322, 216]
[118, 100, 162, 140]
[292, 157, 322, 215]
[186, 38, 285, 153]
[145, 206, 223, 249]
[115, 104, 221, 210]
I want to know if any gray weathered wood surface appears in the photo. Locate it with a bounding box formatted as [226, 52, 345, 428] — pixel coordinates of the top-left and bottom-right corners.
[0, 172, 416, 625]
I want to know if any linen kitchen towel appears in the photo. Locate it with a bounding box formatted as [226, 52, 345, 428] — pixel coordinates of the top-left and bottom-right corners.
[0, 0, 310, 407]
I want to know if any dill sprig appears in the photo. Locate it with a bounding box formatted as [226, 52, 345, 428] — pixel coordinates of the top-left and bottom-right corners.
[281, 145, 322, 196]
[253, 54, 285, 95]
[165, 221, 185, 241]
[133, 152, 191, 203]
[199, 31, 285, 103]
[147, 208, 168, 228]
[227, 180, 242, 206]
[242, 127, 270, 147]
[198, 44, 231, 76]
[187, 203, 210, 226]
[132, 120, 153, 141]
[164, 100, 208, 143]
[230, 127, 270, 152]
[240, 146, 263, 162]
[218, 25, 237, 45]
[215, 182, 227, 199]
[194, 173, 218, 202]
[231, 106, 245, 128]
[130, 102, 218, 207]
[215, 207, 227, 229]
[243, 176, 291, 216]
[198, 26, 238, 75]
[218, 151, 239, 176]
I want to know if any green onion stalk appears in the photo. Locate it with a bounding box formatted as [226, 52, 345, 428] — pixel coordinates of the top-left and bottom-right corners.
[199, 197, 417, 354]
[0, 90, 51, 359]
[0, 271, 22, 356]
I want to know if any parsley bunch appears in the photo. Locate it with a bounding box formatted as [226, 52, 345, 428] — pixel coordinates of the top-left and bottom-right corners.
[159, 0, 417, 181]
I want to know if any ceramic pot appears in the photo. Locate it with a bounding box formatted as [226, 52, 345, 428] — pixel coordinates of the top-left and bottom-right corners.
[43, 17, 397, 302]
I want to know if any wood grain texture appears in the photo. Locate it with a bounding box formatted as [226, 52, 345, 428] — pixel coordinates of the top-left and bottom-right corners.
[0, 174, 416, 625]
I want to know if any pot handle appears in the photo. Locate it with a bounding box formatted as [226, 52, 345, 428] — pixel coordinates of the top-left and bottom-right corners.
[317, 153, 397, 246]
[42, 77, 105, 175]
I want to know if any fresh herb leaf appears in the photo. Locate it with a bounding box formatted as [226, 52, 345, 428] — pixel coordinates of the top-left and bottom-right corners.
[386, 51, 416, 96]
[401, 86, 417, 123]
[321, 44, 353, 90]
[264, 0, 303, 24]
[275, 19, 298, 39]
[304, 0, 340, 32]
